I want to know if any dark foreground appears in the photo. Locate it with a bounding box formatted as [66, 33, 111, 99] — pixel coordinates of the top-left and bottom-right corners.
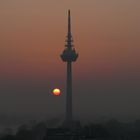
[0, 119, 140, 140]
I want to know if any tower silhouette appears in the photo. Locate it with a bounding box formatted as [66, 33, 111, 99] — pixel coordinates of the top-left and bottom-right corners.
[61, 10, 78, 124]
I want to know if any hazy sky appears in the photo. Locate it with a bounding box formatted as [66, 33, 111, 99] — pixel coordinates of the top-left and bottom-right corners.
[0, 0, 140, 122]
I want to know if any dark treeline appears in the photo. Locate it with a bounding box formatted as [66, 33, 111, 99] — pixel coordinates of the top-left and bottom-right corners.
[0, 119, 140, 140]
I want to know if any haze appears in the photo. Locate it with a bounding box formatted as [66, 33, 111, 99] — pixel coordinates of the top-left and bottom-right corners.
[0, 0, 140, 122]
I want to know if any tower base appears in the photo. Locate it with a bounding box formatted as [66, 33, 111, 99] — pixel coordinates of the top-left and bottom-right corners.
[44, 120, 82, 140]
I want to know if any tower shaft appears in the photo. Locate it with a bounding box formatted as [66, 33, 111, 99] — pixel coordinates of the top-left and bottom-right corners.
[66, 61, 72, 122]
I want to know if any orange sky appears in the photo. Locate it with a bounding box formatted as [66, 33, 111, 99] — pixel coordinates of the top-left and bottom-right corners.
[0, 0, 140, 120]
[1, 0, 140, 79]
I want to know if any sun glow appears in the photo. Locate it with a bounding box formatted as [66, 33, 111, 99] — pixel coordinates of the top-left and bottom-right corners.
[52, 88, 61, 96]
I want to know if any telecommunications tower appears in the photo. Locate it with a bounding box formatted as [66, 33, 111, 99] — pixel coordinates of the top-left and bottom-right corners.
[61, 10, 78, 124]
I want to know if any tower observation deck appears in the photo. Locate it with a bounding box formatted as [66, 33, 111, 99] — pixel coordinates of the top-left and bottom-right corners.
[61, 10, 78, 125]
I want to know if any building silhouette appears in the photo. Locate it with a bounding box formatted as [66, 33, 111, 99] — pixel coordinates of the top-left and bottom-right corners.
[61, 10, 78, 125]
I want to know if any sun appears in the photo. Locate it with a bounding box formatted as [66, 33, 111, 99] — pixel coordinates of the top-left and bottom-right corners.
[52, 88, 61, 96]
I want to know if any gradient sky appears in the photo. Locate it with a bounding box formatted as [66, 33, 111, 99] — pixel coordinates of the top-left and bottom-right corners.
[0, 0, 140, 122]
